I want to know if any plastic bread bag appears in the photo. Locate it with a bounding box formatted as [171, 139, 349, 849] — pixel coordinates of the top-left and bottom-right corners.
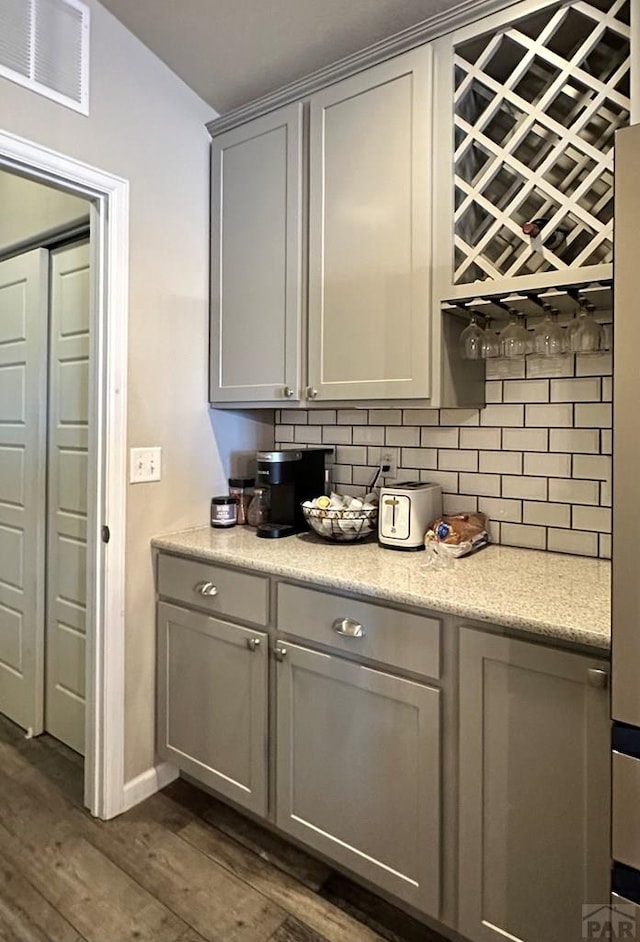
[423, 512, 489, 567]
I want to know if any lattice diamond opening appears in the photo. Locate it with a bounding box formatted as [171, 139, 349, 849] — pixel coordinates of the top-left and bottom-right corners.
[452, 0, 630, 286]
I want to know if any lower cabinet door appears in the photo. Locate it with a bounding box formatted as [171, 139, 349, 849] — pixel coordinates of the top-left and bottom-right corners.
[157, 602, 268, 815]
[458, 627, 610, 942]
[275, 642, 441, 915]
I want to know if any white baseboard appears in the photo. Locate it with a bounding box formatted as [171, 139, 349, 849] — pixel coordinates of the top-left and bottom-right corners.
[122, 760, 179, 813]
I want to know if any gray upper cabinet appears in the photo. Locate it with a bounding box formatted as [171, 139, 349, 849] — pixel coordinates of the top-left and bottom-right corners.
[210, 103, 304, 403]
[275, 640, 441, 915]
[457, 627, 610, 942]
[307, 48, 432, 400]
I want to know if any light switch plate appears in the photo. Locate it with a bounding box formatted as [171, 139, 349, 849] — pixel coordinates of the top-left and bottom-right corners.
[130, 446, 162, 483]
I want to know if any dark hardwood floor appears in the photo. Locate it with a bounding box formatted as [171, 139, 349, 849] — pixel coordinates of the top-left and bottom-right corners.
[0, 714, 449, 942]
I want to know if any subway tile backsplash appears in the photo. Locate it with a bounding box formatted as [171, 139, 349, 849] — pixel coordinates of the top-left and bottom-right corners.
[275, 355, 613, 559]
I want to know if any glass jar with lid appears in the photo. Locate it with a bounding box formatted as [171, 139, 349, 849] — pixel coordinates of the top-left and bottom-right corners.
[247, 487, 270, 528]
[228, 477, 254, 525]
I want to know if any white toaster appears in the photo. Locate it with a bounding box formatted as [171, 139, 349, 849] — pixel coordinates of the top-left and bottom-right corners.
[378, 481, 442, 550]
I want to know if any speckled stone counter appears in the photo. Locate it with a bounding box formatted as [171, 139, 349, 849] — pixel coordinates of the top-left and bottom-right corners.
[152, 526, 611, 651]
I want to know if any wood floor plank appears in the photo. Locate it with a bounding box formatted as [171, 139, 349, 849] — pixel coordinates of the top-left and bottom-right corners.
[177, 817, 386, 942]
[0, 851, 81, 942]
[267, 915, 331, 942]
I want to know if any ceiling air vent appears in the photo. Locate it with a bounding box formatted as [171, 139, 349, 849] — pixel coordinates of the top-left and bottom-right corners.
[0, 0, 89, 114]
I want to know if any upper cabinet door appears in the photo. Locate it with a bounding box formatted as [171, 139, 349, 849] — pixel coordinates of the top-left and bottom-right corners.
[210, 103, 304, 403]
[307, 48, 432, 401]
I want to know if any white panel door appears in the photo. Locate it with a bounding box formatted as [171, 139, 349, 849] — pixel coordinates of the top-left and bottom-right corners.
[45, 241, 90, 755]
[0, 249, 48, 734]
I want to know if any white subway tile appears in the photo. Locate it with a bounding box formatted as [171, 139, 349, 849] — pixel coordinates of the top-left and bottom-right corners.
[387, 426, 421, 447]
[368, 409, 402, 425]
[602, 377, 612, 402]
[575, 353, 612, 376]
[547, 529, 598, 557]
[275, 424, 295, 442]
[525, 403, 573, 427]
[331, 465, 352, 485]
[573, 505, 611, 532]
[443, 493, 478, 513]
[338, 484, 366, 498]
[440, 408, 480, 426]
[308, 410, 337, 425]
[458, 472, 501, 497]
[523, 452, 572, 477]
[486, 358, 525, 380]
[402, 409, 439, 425]
[479, 451, 522, 474]
[601, 480, 611, 507]
[601, 430, 612, 454]
[286, 411, 308, 425]
[421, 427, 459, 448]
[526, 356, 574, 379]
[275, 410, 282, 424]
[295, 425, 323, 444]
[368, 446, 399, 467]
[549, 429, 599, 454]
[352, 465, 376, 486]
[522, 500, 571, 527]
[486, 519, 501, 543]
[550, 378, 601, 402]
[478, 497, 522, 523]
[599, 534, 611, 559]
[480, 404, 524, 427]
[502, 476, 548, 500]
[503, 428, 549, 452]
[485, 381, 503, 403]
[549, 479, 599, 505]
[573, 454, 610, 480]
[335, 445, 367, 465]
[352, 426, 384, 446]
[337, 409, 368, 425]
[438, 450, 478, 472]
[399, 447, 438, 470]
[574, 403, 612, 428]
[501, 523, 547, 550]
[419, 469, 459, 492]
[503, 380, 549, 403]
[459, 428, 501, 450]
[322, 426, 352, 445]
[395, 468, 421, 481]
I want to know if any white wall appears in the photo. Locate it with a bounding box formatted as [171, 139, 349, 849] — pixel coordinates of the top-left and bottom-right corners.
[0, 0, 273, 780]
[0, 172, 89, 253]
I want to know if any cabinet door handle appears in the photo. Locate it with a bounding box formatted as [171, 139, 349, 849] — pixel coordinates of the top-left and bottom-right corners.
[274, 646, 287, 661]
[332, 617, 366, 639]
[307, 387, 318, 399]
[246, 637, 261, 652]
[283, 385, 294, 398]
[587, 668, 608, 689]
[194, 581, 218, 597]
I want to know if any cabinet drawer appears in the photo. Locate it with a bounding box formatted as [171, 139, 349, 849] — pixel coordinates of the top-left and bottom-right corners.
[277, 582, 440, 679]
[157, 553, 269, 627]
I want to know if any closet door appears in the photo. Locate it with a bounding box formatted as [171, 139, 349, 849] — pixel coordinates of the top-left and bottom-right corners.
[45, 242, 90, 755]
[0, 249, 48, 735]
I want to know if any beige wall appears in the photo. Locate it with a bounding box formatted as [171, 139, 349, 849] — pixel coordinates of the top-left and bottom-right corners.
[0, 0, 273, 779]
[0, 172, 89, 253]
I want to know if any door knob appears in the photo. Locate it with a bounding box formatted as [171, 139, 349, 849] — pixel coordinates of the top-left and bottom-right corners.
[307, 387, 318, 399]
[283, 385, 294, 398]
[274, 646, 288, 661]
[587, 668, 608, 689]
[246, 637, 261, 652]
[194, 581, 218, 597]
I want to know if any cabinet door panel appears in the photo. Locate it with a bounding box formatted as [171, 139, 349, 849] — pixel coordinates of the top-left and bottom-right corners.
[308, 47, 431, 400]
[211, 103, 303, 403]
[458, 628, 610, 942]
[276, 642, 440, 914]
[157, 602, 268, 815]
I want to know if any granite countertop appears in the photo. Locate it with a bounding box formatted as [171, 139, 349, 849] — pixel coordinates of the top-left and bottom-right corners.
[151, 526, 611, 651]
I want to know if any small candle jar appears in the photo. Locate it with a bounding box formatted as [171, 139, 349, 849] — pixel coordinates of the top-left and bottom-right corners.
[210, 495, 238, 528]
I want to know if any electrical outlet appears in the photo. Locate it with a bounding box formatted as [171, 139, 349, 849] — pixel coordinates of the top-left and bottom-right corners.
[380, 450, 397, 480]
[130, 446, 162, 483]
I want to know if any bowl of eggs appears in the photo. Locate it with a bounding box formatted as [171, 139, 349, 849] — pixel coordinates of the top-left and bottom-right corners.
[302, 493, 378, 542]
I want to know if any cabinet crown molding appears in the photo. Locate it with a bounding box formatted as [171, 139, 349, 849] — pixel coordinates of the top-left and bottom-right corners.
[207, 0, 519, 137]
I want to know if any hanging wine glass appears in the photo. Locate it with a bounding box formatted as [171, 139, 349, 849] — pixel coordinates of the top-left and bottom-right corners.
[481, 316, 501, 359]
[500, 308, 529, 358]
[532, 303, 567, 358]
[459, 312, 484, 360]
[570, 299, 604, 355]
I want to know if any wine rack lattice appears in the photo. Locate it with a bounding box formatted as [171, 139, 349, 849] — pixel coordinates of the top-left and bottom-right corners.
[453, 0, 631, 285]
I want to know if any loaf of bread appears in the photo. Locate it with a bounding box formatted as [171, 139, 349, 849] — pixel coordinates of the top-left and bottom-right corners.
[429, 512, 488, 545]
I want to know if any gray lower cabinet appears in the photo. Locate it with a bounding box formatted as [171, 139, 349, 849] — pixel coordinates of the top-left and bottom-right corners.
[457, 627, 610, 942]
[274, 640, 441, 915]
[157, 601, 268, 815]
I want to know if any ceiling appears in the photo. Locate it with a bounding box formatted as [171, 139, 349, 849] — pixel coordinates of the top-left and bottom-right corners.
[99, 0, 464, 115]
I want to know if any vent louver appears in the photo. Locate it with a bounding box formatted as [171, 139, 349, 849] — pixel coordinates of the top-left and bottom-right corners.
[0, 0, 89, 114]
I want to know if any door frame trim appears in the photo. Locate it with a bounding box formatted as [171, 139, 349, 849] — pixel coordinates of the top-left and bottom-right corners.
[0, 129, 128, 819]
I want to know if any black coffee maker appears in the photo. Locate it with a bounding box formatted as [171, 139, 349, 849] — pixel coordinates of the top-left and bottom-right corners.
[255, 448, 332, 538]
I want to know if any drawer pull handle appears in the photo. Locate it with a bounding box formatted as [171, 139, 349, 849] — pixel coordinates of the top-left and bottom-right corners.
[194, 581, 218, 597]
[587, 668, 608, 689]
[246, 637, 261, 652]
[332, 617, 366, 639]
[274, 646, 287, 661]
